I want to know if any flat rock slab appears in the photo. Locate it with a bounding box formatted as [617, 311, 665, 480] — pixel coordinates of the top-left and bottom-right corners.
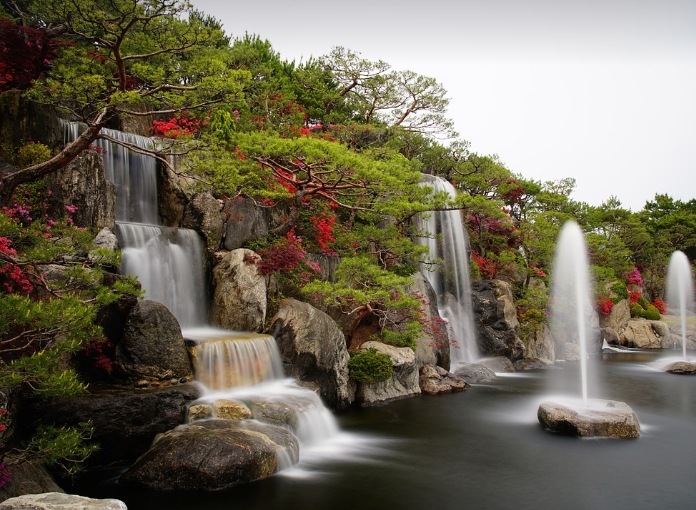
[538, 400, 640, 438]
[0, 493, 127, 509]
[662, 360, 696, 375]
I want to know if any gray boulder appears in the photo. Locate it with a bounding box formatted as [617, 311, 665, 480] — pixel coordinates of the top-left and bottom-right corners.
[210, 249, 266, 332]
[222, 197, 269, 250]
[115, 300, 192, 382]
[269, 299, 354, 410]
[0, 461, 63, 504]
[599, 299, 631, 330]
[538, 400, 640, 438]
[419, 364, 468, 395]
[471, 279, 525, 360]
[619, 318, 671, 349]
[120, 420, 299, 491]
[525, 324, 555, 362]
[480, 356, 515, 373]
[355, 341, 420, 406]
[454, 362, 497, 383]
[182, 192, 225, 254]
[0, 493, 126, 510]
[409, 273, 450, 370]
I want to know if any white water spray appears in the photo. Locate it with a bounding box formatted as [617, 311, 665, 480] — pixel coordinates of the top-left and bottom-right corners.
[666, 251, 695, 360]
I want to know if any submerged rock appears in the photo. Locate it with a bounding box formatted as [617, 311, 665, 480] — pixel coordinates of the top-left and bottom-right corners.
[0, 492, 127, 509]
[419, 364, 468, 395]
[454, 362, 497, 383]
[537, 400, 640, 438]
[480, 356, 515, 373]
[654, 360, 696, 375]
[514, 358, 553, 371]
[120, 420, 299, 491]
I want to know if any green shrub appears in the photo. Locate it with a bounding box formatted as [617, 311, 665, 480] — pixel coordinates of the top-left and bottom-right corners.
[637, 296, 650, 309]
[629, 303, 643, 318]
[610, 282, 629, 303]
[641, 304, 661, 321]
[347, 348, 393, 383]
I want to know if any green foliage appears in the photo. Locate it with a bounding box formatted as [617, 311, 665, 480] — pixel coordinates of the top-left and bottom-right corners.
[347, 348, 393, 383]
[374, 321, 420, 351]
[610, 282, 629, 302]
[516, 284, 549, 341]
[629, 299, 661, 320]
[24, 422, 98, 476]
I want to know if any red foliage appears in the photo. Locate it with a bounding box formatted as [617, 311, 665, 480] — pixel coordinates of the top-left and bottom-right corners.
[471, 251, 497, 279]
[652, 298, 668, 315]
[629, 291, 642, 304]
[0, 19, 63, 92]
[500, 178, 524, 205]
[0, 236, 33, 294]
[79, 338, 118, 375]
[310, 212, 336, 253]
[150, 111, 206, 138]
[597, 296, 614, 316]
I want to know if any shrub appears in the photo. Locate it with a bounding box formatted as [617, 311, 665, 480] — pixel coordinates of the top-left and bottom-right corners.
[629, 303, 644, 318]
[597, 296, 614, 316]
[610, 282, 629, 303]
[641, 304, 661, 321]
[637, 296, 650, 309]
[347, 348, 393, 383]
[375, 322, 420, 351]
[652, 298, 668, 315]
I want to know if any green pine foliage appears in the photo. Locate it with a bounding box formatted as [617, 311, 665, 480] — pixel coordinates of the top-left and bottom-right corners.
[347, 349, 393, 384]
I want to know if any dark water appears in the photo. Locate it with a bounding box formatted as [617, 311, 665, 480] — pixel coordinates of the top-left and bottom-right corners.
[74, 353, 696, 510]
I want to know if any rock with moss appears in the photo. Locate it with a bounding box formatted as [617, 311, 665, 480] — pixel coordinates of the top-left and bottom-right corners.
[354, 341, 420, 406]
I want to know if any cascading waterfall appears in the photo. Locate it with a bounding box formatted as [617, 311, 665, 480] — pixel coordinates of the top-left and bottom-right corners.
[65, 122, 349, 469]
[415, 174, 478, 364]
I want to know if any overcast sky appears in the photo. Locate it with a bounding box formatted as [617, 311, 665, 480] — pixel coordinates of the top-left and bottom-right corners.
[191, 0, 696, 211]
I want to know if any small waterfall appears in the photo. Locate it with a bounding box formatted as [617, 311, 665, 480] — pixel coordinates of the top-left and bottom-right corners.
[415, 174, 478, 364]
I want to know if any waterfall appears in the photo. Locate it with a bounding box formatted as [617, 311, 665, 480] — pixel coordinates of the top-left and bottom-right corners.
[415, 174, 478, 364]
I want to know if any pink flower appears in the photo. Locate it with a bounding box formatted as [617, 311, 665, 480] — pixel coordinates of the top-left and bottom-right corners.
[65, 205, 77, 213]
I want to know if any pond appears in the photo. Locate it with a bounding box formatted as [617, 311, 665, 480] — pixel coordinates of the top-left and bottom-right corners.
[73, 351, 696, 510]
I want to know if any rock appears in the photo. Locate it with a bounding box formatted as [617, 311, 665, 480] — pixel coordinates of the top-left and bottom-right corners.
[525, 324, 556, 362]
[620, 318, 672, 349]
[667, 323, 696, 350]
[115, 300, 192, 382]
[249, 392, 326, 432]
[182, 192, 225, 254]
[210, 249, 266, 332]
[269, 299, 354, 410]
[120, 420, 299, 491]
[213, 399, 252, 420]
[652, 360, 696, 375]
[471, 279, 525, 360]
[355, 341, 420, 406]
[45, 151, 116, 230]
[156, 157, 196, 227]
[453, 362, 497, 383]
[514, 358, 553, 371]
[20, 385, 201, 467]
[187, 404, 213, 422]
[479, 356, 515, 373]
[409, 273, 450, 370]
[564, 343, 582, 361]
[0, 461, 63, 503]
[538, 400, 640, 438]
[418, 364, 468, 395]
[93, 227, 119, 251]
[0, 493, 126, 510]
[599, 299, 630, 330]
[222, 196, 270, 250]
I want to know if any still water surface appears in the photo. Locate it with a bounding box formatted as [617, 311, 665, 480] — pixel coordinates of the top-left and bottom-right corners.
[76, 352, 696, 510]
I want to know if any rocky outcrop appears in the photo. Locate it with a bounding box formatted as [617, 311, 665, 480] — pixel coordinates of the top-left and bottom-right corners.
[120, 420, 299, 491]
[619, 318, 672, 349]
[20, 385, 201, 467]
[156, 157, 196, 227]
[525, 324, 555, 362]
[269, 299, 353, 410]
[0, 493, 127, 510]
[213, 399, 252, 420]
[409, 273, 450, 369]
[0, 462, 63, 504]
[210, 249, 266, 332]
[0, 92, 63, 152]
[115, 300, 192, 383]
[45, 151, 116, 230]
[514, 358, 553, 371]
[418, 365, 468, 395]
[538, 400, 640, 438]
[599, 299, 631, 330]
[480, 356, 515, 373]
[471, 279, 525, 360]
[454, 362, 497, 383]
[222, 197, 269, 250]
[355, 341, 420, 406]
[182, 192, 225, 254]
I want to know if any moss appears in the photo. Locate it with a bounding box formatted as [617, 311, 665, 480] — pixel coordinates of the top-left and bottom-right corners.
[347, 348, 393, 384]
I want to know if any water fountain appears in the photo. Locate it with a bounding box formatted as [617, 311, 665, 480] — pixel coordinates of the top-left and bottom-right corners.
[654, 250, 696, 374]
[415, 174, 478, 365]
[537, 221, 640, 437]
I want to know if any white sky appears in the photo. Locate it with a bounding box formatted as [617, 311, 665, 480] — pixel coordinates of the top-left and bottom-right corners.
[191, 0, 696, 211]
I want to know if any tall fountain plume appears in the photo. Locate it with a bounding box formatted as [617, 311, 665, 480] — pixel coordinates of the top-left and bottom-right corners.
[665, 251, 695, 361]
[549, 221, 592, 405]
[414, 175, 478, 364]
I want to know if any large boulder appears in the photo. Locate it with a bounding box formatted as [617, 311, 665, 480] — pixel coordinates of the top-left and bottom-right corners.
[19, 385, 201, 467]
[0, 493, 126, 510]
[45, 151, 116, 230]
[115, 300, 192, 382]
[222, 197, 269, 250]
[471, 280, 525, 360]
[120, 420, 299, 491]
[182, 192, 225, 254]
[0, 462, 63, 504]
[454, 362, 497, 383]
[525, 324, 555, 362]
[210, 249, 266, 332]
[269, 299, 354, 410]
[355, 341, 420, 406]
[599, 299, 631, 330]
[619, 318, 672, 349]
[538, 400, 640, 438]
[418, 365, 468, 395]
[409, 273, 450, 370]
[156, 156, 197, 227]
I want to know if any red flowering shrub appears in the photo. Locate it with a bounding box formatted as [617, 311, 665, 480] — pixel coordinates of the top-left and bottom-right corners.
[626, 267, 644, 287]
[310, 212, 336, 253]
[652, 298, 668, 315]
[150, 111, 206, 138]
[629, 291, 642, 304]
[597, 296, 614, 316]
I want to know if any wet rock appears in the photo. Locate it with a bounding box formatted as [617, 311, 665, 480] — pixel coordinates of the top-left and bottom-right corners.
[0, 493, 127, 509]
[538, 400, 640, 438]
[471, 279, 525, 360]
[115, 300, 192, 382]
[419, 364, 468, 395]
[120, 420, 299, 491]
[355, 341, 420, 406]
[182, 192, 225, 254]
[213, 399, 252, 420]
[187, 404, 213, 422]
[269, 299, 354, 410]
[480, 356, 515, 373]
[525, 324, 556, 362]
[454, 362, 497, 383]
[222, 196, 269, 250]
[408, 273, 450, 370]
[514, 358, 553, 371]
[210, 249, 266, 332]
[662, 360, 696, 375]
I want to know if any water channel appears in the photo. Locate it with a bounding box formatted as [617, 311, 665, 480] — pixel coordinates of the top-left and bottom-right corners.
[73, 351, 696, 510]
